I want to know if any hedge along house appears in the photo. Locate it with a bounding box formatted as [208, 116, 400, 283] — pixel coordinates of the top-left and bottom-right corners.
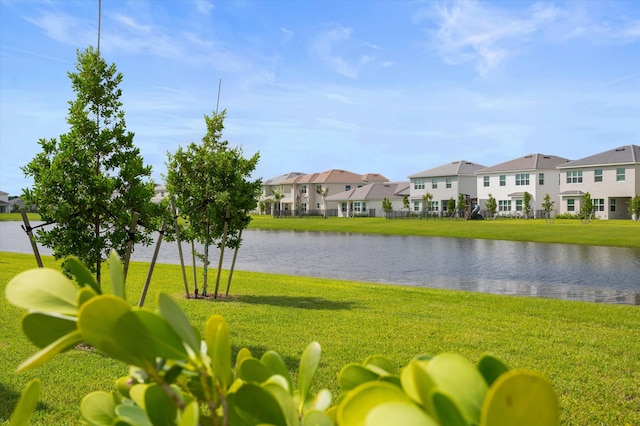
[475, 154, 571, 218]
[325, 181, 410, 217]
[556, 145, 640, 219]
[407, 160, 486, 215]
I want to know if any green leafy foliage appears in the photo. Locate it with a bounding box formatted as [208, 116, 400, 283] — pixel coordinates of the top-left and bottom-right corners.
[541, 194, 555, 223]
[21, 46, 165, 283]
[486, 194, 497, 220]
[6, 253, 560, 425]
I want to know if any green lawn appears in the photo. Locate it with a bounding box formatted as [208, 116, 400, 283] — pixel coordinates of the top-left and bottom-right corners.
[248, 215, 640, 248]
[1, 252, 639, 425]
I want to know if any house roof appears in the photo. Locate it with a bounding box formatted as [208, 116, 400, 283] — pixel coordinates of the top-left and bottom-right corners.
[282, 169, 388, 185]
[325, 182, 410, 201]
[556, 145, 640, 169]
[476, 154, 570, 174]
[408, 160, 486, 178]
[264, 172, 306, 186]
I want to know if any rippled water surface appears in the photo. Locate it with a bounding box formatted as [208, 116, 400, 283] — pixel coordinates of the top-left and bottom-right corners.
[2, 222, 639, 305]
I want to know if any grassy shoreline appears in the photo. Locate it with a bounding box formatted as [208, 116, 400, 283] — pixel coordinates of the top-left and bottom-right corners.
[3, 212, 639, 247]
[1, 252, 639, 425]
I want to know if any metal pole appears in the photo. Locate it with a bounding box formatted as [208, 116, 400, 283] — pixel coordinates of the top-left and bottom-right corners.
[20, 208, 43, 268]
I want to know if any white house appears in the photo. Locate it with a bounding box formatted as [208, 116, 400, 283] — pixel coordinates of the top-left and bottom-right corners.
[259, 172, 307, 215]
[407, 160, 486, 214]
[476, 154, 570, 217]
[556, 145, 640, 219]
[325, 181, 410, 217]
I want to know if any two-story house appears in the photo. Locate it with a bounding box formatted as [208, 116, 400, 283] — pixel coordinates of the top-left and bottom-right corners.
[407, 160, 486, 214]
[556, 145, 640, 219]
[476, 154, 570, 217]
[325, 181, 410, 217]
[259, 172, 307, 215]
[0, 190, 9, 213]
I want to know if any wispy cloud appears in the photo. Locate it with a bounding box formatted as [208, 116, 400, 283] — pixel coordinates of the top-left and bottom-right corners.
[311, 25, 375, 79]
[423, 0, 558, 77]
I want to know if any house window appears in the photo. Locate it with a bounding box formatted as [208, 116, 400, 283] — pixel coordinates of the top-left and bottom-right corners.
[301, 203, 307, 212]
[301, 185, 307, 194]
[414, 179, 425, 190]
[515, 173, 529, 186]
[432, 178, 438, 189]
[446, 178, 452, 189]
[593, 199, 605, 212]
[566, 171, 582, 183]
[594, 169, 602, 183]
[362, 202, 367, 211]
[345, 185, 351, 191]
[483, 176, 490, 187]
[341, 203, 347, 212]
[538, 173, 544, 185]
[610, 199, 616, 212]
[616, 168, 625, 181]
[498, 200, 511, 211]
[413, 201, 420, 211]
[428, 201, 439, 212]
[499, 175, 506, 186]
[353, 202, 361, 212]
[515, 200, 523, 211]
[317, 203, 320, 209]
[567, 199, 575, 212]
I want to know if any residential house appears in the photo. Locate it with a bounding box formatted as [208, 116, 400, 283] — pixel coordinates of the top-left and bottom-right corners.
[0, 191, 9, 213]
[556, 145, 640, 219]
[475, 154, 570, 217]
[264, 169, 388, 216]
[325, 181, 410, 217]
[259, 172, 307, 215]
[151, 184, 168, 204]
[407, 160, 486, 215]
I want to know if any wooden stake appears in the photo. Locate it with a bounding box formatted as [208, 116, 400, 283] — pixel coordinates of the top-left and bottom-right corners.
[20, 208, 43, 268]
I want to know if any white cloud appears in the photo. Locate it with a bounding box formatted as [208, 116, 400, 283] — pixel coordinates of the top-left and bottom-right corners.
[194, 0, 214, 16]
[311, 25, 376, 79]
[425, 0, 559, 77]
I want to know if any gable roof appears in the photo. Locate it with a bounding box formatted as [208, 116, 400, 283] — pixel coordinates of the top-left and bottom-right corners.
[264, 172, 306, 185]
[282, 169, 388, 185]
[556, 145, 640, 169]
[325, 182, 410, 201]
[408, 160, 486, 178]
[476, 154, 570, 174]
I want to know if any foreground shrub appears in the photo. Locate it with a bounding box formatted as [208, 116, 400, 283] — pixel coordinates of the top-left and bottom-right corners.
[6, 252, 559, 425]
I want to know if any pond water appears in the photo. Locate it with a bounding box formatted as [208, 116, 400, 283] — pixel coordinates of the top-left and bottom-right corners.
[1, 222, 639, 305]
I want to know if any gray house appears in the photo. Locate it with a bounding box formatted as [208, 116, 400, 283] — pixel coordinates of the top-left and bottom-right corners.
[557, 145, 640, 219]
[407, 160, 486, 214]
[325, 181, 410, 217]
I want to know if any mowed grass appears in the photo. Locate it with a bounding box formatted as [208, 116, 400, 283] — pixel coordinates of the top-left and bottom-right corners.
[1, 252, 639, 425]
[248, 215, 640, 247]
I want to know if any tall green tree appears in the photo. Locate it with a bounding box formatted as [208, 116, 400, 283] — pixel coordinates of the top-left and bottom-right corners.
[579, 192, 593, 224]
[317, 186, 330, 219]
[629, 195, 640, 222]
[402, 195, 410, 211]
[271, 189, 283, 217]
[486, 194, 497, 219]
[382, 197, 392, 219]
[21, 46, 162, 285]
[542, 193, 554, 223]
[447, 197, 456, 218]
[457, 193, 467, 219]
[166, 110, 261, 297]
[523, 191, 532, 219]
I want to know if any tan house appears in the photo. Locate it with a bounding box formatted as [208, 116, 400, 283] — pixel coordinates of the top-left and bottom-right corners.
[408, 160, 486, 214]
[556, 145, 640, 219]
[475, 154, 570, 217]
[262, 170, 388, 216]
[325, 181, 410, 217]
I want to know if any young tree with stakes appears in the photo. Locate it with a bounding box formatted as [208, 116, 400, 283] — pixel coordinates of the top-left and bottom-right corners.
[21, 46, 163, 285]
[166, 110, 261, 298]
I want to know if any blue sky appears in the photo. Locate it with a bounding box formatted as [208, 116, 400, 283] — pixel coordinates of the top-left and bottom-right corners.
[1, 0, 639, 196]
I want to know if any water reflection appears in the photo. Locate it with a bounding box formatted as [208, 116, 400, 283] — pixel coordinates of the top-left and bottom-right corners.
[1, 223, 638, 305]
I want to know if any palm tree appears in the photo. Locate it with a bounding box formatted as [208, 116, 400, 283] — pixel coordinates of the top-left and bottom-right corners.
[317, 186, 329, 219]
[271, 189, 283, 218]
[422, 192, 433, 219]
